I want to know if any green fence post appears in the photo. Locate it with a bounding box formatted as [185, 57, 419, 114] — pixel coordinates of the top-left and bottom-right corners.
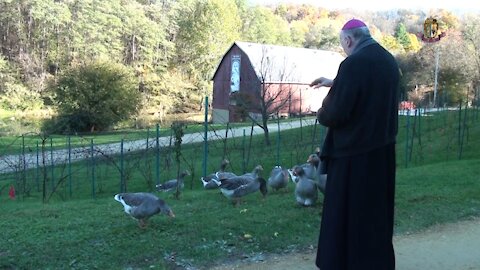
[203, 96, 208, 178]
[458, 101, 462, 146]
[409, 109, 417, 162]
[120, 139, 125, 193]
[90, 139, 96, 199]
[311, 118, 318, 152]
[223, 122, 229, 160]
[417, 106, 422, 146]
[50, 137, 54, 191]
[459, 100, 468, 160]
[246, 121, 254, 170]
[68, 136, 72, 198]
[36, 141, 39, 192]
[21, 135, 26, 196]
[156, 124, 160, 186]
[242, 129, 246, 174]
[276, 116, 281, 165]
[405, 110, 410, 168]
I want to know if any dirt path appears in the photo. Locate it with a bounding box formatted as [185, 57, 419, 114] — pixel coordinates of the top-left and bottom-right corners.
[211, 217, 480, 270]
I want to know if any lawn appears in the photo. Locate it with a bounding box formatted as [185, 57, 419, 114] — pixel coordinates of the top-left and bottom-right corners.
[1, 110, 479, 269]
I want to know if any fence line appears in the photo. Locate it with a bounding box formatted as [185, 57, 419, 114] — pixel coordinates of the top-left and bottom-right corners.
[1, 105, 478, 202]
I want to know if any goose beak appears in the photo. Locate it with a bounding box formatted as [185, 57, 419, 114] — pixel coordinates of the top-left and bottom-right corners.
[168, 210, 175, 218]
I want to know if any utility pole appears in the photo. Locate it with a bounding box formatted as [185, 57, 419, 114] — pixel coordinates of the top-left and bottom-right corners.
[433, 45, 440, 108]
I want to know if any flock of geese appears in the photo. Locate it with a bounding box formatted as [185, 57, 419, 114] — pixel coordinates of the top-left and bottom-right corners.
[114, 149, 327, 228]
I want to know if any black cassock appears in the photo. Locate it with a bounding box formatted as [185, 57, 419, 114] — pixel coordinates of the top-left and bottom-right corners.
[316, 143, 396, 269]
[316, 38, 399, 270]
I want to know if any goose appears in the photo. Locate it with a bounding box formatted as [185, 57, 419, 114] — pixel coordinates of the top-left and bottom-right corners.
[219, 176, 268, 206]
[219, 164, 263, 182]
[156, 170, 190, 192]
[219, 165, 267, 206]
[267, 165, 289, 191]
[114, 192, 175, 228]
[201, 159, 235, 189]
[313, 147, 327, 194]
[292, 165, 318, 206]
[288, 154, 319, 184]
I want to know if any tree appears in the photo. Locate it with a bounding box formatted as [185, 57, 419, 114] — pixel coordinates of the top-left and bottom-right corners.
[304, 19, 340, 50]
[395, 23, 411, 51]
[48, 60, 140, 133]
[240, 6, 292, 46]
[0, 56, 42, 110]
[463, 15, 480, 87]
[290, 20, 309, 47]
[174, 0, 241, 80]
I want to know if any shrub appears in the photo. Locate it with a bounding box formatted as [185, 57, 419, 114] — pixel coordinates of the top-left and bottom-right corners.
[46, 60, 140, 133]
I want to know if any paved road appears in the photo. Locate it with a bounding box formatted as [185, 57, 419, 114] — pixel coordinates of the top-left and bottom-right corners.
[0, 118, 318, 174]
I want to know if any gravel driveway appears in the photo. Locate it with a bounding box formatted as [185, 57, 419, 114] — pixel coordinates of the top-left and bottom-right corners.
[211, 217, 480, 270]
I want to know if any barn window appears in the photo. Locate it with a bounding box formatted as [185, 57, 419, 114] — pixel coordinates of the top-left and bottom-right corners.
[230, 55, 241, 93]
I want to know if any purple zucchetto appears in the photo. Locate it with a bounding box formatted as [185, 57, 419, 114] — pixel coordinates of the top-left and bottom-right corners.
[342, 19, 367, 30]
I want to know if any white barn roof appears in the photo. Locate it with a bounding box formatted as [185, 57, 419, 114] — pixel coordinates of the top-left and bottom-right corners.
[235, 41, 344, 84]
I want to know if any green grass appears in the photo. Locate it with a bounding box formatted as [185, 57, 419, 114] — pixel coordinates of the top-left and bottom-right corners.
[1, 110, 480, 269]
[1, 159, 479, 269]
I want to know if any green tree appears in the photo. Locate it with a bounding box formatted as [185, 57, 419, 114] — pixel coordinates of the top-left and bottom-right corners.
[175, 0, 241, 81]
[48, 60, 140, 133]
[304, 19, 339, 50]
[240, 6, 292, 46]
[0, 56, 42, 110]
[290, 20, 309, 46]
[463, 15, 480, 86]
[395, 23, 412, 51]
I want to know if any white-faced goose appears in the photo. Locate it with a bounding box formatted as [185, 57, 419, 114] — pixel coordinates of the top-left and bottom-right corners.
[288, 154, 319, 184]
[291, 165, 318, 207]
[114, 192, 175, 228]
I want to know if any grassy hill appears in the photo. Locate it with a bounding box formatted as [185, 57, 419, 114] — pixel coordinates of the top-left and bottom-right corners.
[1, 110, 479, 269]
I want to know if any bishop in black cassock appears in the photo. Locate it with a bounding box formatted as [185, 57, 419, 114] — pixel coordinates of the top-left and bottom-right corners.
[311, 19, 399, 270]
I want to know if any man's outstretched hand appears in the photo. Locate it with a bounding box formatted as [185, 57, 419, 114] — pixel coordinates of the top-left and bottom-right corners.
[310, 77, 333, 88]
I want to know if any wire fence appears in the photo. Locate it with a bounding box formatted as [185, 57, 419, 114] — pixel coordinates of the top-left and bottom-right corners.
[1, 101, 479, 202]
[0, 115, 327, 202]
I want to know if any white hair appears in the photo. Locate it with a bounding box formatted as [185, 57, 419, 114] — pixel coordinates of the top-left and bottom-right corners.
[342, 26, 371, 40]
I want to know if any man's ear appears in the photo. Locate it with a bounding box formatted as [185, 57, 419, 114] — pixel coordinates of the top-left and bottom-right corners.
[346, 35, 353, 48]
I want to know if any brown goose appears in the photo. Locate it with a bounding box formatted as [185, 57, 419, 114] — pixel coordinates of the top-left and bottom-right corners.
[114, 192, 175, 228]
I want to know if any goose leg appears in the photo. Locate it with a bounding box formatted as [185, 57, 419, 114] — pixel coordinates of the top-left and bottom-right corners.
[138, 219, 147, 229]
[233, 198, 241, 207]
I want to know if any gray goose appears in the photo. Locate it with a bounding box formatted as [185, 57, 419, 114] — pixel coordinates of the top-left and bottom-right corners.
[292, 165, 318, 206]
[267, 165, 289, 191]
[219, 164, 263, 181]
[288, 154, 319, 184]
[156, 170, 190, 192]
[219, 165, 267, 206]
[114, 192, 175, 228]
[201, 159, 235, 189]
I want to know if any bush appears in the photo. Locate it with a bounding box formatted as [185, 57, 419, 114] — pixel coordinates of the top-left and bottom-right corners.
[46, 60, 140, 133]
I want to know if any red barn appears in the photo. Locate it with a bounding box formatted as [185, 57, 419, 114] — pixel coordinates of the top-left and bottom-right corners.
[211, 41, 344, 123]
